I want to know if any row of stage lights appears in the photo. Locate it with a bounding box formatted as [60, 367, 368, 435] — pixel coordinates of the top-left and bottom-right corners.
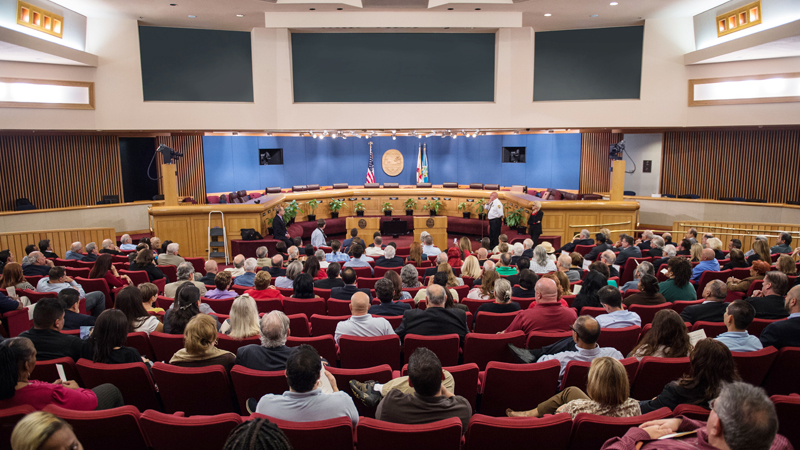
[308, 130, 495, 140]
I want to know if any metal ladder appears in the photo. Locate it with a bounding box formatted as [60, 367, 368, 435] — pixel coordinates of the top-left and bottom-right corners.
[208, 211, 229, 264]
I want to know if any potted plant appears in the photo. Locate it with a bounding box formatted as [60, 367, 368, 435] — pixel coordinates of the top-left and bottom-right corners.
[404, 198, 417, 216]
[328, 199, 347, 219]
[354, 202, 366, 217]
[283, 200, 300, 225]
[505, 205, 528, 234]
[423, 199, 443, 216]
[476, 199, 488, 220]
[305, 199, 322, 222]
[382, 201, 394, 217]
[457, 202, 472, 219]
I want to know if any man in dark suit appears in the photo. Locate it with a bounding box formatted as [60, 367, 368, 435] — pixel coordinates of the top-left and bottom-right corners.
[38, 239, 59, 259]
[80, 242, 99, 262]
[314, 262, 345, 289]
[197, 260, 219, 285]
[267, 255, 286, 278]
[22, 251, 54, 276]
[369, 278, 412, 316]
[584, 233, 612, 262]
[521, 239, 534, 260]
[681, 280, 729, 324]
[330, 267, 372, 300]
[58, 289, 96, 330]
[746, 271, 791, 320]
[614, 236, 642, 266]
[272, 206, 294, 248]
[423, 253, 448, 279]
[760, 285, 800, 349]
[374, 246, 404, 268]
[394, 284, 469, 345]
[557, 229, 594, 254]
[636, 230, 654, 251]
[99, 239, 124, 256]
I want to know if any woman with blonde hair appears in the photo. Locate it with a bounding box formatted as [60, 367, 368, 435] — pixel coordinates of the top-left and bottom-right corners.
[467, 270, 499, 300]
[748, 239, 772, 265]
[600, 228, 612, 242]
[777, 254, 797, 276]
[458, 236, 472, 259]
[170, 314, 235, 373]
[431, 263, 462, 287]
[706, 237, 725, 260]
[690, 243, 703, 262]
[507, 357, 640, 418]
[460, 255, 482, 280]
[11, 411, 83, 450]
[220, 295, 261, 339]
[727, 259, 770, 293]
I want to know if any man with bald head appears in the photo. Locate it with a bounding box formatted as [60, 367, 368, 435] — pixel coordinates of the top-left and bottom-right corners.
[99, 239, 123, 256]
[225, 254, 246, 278]
[503, 278, 577, 335]
[394, 284, 469, 345]
[197, 260, 219, 285]
[691, 248, 720, 282]
[334, 291, 395, 344]
[268, 255, 286, 278]
[537, 316, 624, 382]
[64, 242, 83, 260]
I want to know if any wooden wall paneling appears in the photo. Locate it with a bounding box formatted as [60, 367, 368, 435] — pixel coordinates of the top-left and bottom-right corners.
[0, 227, 116, 263]
[671, 220, 800, 252]
[154, 136, 207, 204]
[579, 132, 623, 194]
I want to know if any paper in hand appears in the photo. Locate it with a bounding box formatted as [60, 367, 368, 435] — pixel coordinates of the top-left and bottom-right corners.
[56, 364, 68, 382]
[688, 329, 707, 347]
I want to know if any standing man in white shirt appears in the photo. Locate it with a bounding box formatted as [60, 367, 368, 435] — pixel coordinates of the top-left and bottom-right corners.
[311, 219, 327, 248]
[486, 192, 504, 249]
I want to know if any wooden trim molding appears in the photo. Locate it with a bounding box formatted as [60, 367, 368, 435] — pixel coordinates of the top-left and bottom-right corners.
[17, 0, 64, 39]
[716, 1, 762, 38]
[689, 72, 800, 107]
[0, 78, 94, 110]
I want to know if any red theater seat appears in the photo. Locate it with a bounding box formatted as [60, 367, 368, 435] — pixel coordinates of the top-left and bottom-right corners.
[404, 333, 460, 366]
[230, 366, 289, 412]
[76, 359, 160, 411]
[567, 407, 672, 450]
[356, 417, 462, 450]
[464, 413, 572, 450]
[286, 335, 338, 365]
[253, 414, 355, 450]
[464, 331, 526, 371]
[479, 359, 561, 417]
[44, 405, 148, 450]
[631, 357, 691, 400]
[140, 410, 242, 450]
[339, 335, 401, 370]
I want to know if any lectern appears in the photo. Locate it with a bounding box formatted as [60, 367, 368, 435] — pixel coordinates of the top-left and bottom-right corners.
[346, 217, 381, 246]
[414, 216, 448, 251]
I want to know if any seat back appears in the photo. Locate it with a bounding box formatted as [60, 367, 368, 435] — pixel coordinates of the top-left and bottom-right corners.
[509, 297, 534, 310]
[474, 311, 519, 334]
[325, 298, 352, 316]
[443, 363, 479, 413]
[525, 331, 572, 349]
[65, 267, 91, 278]
[148, 332, 186, 362]
[452, 284, 469, 300]
[356, 417, 462, 450]
[357, 277, 381, 290]
[631, 357, 691, 400]
[339, 334, 401, 370]
[0, 405, 36, 445]
[4, 308, 32, 337]
[596, 325, 642, 357]
[283, 298, 327, 318]
[352, 267, 373, 279]
[159, 265, 178, 283]
[328, 365, 394, 419]
[771, 394, 800, 449]
[731, 346, 778, 386]
[30, 357, 81, 385]
[75, 359, 160, 411]
[287, 313, 311, 337]
[55, 258, 77, 267]
[764, 347, 800, 396]
[464, 413, 572, 450]
[696, 270, 732, 297]
[574, 245, 594, 256]
[119, 270, 150, 286]
[464, 331, 526, 371]
[671, 299, 703, 315]
[671, 404, 711, 421]
[216, 334, 260, 354]
[140, 410, 242, 450]
[151, 362, 235, 415]
[461, 298, 494, 316]
[561, 357, 639, 392]
[201, 297, 235, 315]
[253, 298, 284, 314]
[628, 304, 672, 326]
[567, 407, 672, 450]
[184, 257, 206, 275]
[749, 318, 783, 337]
[374, 266, 403, 277]
[230, 366, 289, 412]
[313, 288, 332, 300]
[404, 334, 460, 366]
[691, 321, 728, 338]
[620, 257, 650, 285]
[254, 414, 355, 450]
[580, 306, 606, 318]
[21, 289, 57, 304]
[125, 332, 155, 361]
[480, 359, 562, 416]
[286, 335, 338, 365]
[310, 314, 349, 338]
[44, 405, 148, 450]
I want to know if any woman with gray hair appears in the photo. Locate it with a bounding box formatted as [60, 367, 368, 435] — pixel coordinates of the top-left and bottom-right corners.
[275, 260, 302, 289]
[400, 264, 421, 288]
[619, 261, 655, 293]
[530, 245, 557, 274]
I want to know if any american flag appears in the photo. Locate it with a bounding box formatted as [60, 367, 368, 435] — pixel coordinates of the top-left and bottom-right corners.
[366, 142, 375, 184]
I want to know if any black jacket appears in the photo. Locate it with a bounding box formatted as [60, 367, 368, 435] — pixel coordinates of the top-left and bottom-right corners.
[680, 301, 728, 324]
[394, 307, 469, 345]
[639, 382, 708, 414]
[273, 215, 289, 240]
[43, 251, 60, 259]
[648, 248, 663, 257]
[100, 248, 124, 256]
[330, 285, 372, 300]
[760, 317, 800, 349]
[198, 272, 217, 285]
[423, 267, 439, 279]
[511, 286, 536, 298]
[585, 243, 612, 262]
[314, 278, 346, 289]
[81, 253, 99, 262]
[521, 248, 534, 260]
[746, 295, 790, 320]
[62, 310, 96, 330]
[559, 238, 594, 254]
[527, 210, 543, 235]
[369, 301, 412, 317]
[23, 264, 51, 277]
[19, 328, 86, 361]
[129, 261, 167, 282]
[637, 240, 652, 251]
[375, 256, 405, 267]
[268, 267, 287, 278]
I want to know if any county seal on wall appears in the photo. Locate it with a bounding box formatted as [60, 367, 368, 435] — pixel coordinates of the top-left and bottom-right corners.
[382, 149, 404, 177]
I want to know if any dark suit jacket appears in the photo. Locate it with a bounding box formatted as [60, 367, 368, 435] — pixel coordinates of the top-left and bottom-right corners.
[760, 317, 800, 349]
[746, 295, 790, 320]
[314, 278, 345, 289]
[273, 215, 288, 239]
[198, 273, 217, 285]
[637, 240, 652, 251]
[375, 256, 404, 267]
[614, 246, 642, 266]
[369, 301, 412, 316]
[394, 307, 469, 345]
[423, 267, 439, 279]
[560, 238, 594, 254]
[527, 210, 543, 236]
[99, 248, 123, 256]
[609, 266, 619, 278]
[23, 264, 51, 277]
[43, 251, 59, 259]
[714, 249, 726, 260]
[63, 310, 96, 330]
[81, 253, 98, 262]
[129, 262, 166, 282]
[267, 267, 286, 278]
[19, 328, 86, 361]
[648, 248, 663, 257]
[505, 274, 520, 287]
[521, 249, 533, 260]
[330, 285, 372, 300]
[585, 243, 612, 262]
[342, 238, 355, 252]
[679, 301, 728, 324]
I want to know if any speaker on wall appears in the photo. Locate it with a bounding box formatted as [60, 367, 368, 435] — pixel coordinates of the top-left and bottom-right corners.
[259, 148, 284, 165]
[502, 147, 526, 163]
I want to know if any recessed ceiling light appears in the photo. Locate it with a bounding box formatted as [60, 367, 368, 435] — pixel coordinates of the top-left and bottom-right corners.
[590, 14, 599, 17]
[610, 2, 618, 5]
[544, 13, 551, 16]
[187, 15, 196, 18]
[236, 14, 244, 17]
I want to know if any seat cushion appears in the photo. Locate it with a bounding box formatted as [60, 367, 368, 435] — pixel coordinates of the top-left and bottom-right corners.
[292, 185, 307, 192]
[306, 184, 320, 191]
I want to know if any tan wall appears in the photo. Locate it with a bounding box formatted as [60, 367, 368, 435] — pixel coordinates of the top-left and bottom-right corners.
[0, 202, 153, 235]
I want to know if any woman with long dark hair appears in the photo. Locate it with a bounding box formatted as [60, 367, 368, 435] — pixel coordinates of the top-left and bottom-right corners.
[303, 257, 324, 280]
[658, 257, 696, 301]
[722, 248, 749, 270]
[384, 270, 412, 300]
[629, 309, 692, 360]
[164, 284, 201, 334]
[84, 309, 148, 364]
[129, 248, 166, 282]
[114, 286, 162, 334]
[291, 273, 318, 299]
[88, 253, 132, 288]
[572, 270, 607, 312]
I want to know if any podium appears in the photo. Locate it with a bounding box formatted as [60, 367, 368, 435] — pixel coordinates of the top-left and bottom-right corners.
[346, 217, 381, 246]
[414, 216, 448, 251]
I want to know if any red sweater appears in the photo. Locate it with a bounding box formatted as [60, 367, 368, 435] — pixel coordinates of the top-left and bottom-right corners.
[0, 380, 97, 411]
[245, 288, 284, 300]
[103, 271, 126, 288]
[504, 302, 577, 335]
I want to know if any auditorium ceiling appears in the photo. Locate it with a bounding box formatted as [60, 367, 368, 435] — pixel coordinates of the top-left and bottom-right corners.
[51, 0, 727, 32]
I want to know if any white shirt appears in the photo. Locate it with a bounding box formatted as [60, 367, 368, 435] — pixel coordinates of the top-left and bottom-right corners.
[365, 246, 385, 257]
[422, 245, 441, 256]
[134, 315, 161, 334]
[487, 198, 504, 220]
[596, 310, 642, 329]
[311, 228, 326, 247]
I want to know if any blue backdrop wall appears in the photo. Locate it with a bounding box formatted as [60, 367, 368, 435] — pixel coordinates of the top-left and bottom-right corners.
[202, 134, 582, 193]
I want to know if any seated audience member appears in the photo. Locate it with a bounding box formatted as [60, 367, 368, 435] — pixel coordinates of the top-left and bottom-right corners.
[685, 228, 699, 245]
[636, 230, 654, 251]
[268, 255, 286, 278]
[80, 242, 99, 262]
[475, 247, 489, 267]
[771, 231, 793, 254]
[37, 239, 58, 259]
[291, 273, 318, 299]
[661, 232, 674, 247]
[744, 235, 767, 258]
[423, 253, 448, 279]
[64, 242, 84, 261]
[760, 285, 800, 349]
[254, 246, 271, 269]
[138, 282, 162, 314]
[244, 271, 283, 300]
[416, 272, 461, 303]
[519, 238, 534, 259]
[395, 284, 469, 345]
[205, 271, 238, 299]
[303, 244, 315, 262]
[57, 288, 95, 330]
[507, 357, 640, 419]
[88, 254, 133, 290]
[83, 309, 148, 365]
[602, 382, 789, 450]
[330, 267, 371, 300]
[233, 258, 258, 287]
[490, 242, 509, 262]
[369, 278, 412, 316]
[302, 257, 325, 281]
[623, 275, 666, 307]
[197, 260, 219, 285]
[573, 270, 608, 312]
[651, 244, 676, 272]
[421, 235, 442, 257]
[459, 236, 473, 259]
[114, 286, 162, 334]
[119, 234, 136, 251]
[365, 236, 385, 257]
[629, 310, 691, 361]
[314, 262, 345, 289]
[639, 339, 740, 414]
[22, 251, 54, 277]
[0, 337, 123, 411]
[405, 241, 427, 266]
[252, 344, 358, 423]
[275, 260, 302, 289]
[511, 269, 538, 298]
[691, 248, 720, 282]
[99, 239, 123, 256]
[342, 228, 358, 252]
[274, 241, 289, 261]
[129, 249, 166, 282]
[459, 255, 481, 282]
[659, 257, 697, 302]
[496, 252, 518, 277]
[225, 254, 246, 278]
[400, 264, 421, 289]
[475, 279, 521, 323]
[236, 311, 294, 371]
[384, 270, 412, 300]
[537, 316, 624, 383]
[157, 242, 185, 267]
[149, 237, 161, 256]
[567, 252, 584, 279]
[334, 291, 395, 344]
[163, 261, 207, 298]
[614, 236, 643, 266]
[748, 239, 772, 266]
[373, 245, 404, 268]
[714, 300, 762, 352]
[557, 253, 579, 282]
[164, 284, 203, 334]
[601, 250, 620, 278]
[559, 229, 594, 255]
[706, 237, 726, 260]
[548, 271, 573, 298]
[315, 250, 329, 269]
[467, 269, 499, 300]
[491, 234, 509, 254]
[596, 286, 641, 329]
[2, 262, 35, 293]
[374, 348, 471, 430]
[37, 266, 105, 317]
[776, 254, 797, 276]
[722, 248, 748, 270]
[745, 271, 790, 320]
[19, 299, 85, 361]
[728, 238, 742, 252]
[171, 313, 235, 373]
[325, 240, 349, 263]
[530, 245, 557, 274]
[585, 233, 613, 262]
[676, 238, 692, 256]
[509, 243, 525, 266]
[648, 236, 665, 258]
[504, 278, 577, 335]
[727, 259, 769, 293]
[681, 280, 729, 324]
[343, 244, 374, 276]
[619, 261, 655, 293]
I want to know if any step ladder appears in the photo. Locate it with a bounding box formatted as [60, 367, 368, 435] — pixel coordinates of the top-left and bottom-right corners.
[208, 211, 229, 264]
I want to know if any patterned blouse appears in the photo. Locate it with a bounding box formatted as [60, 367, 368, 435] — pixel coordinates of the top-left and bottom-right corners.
[556, 397, 641, 419]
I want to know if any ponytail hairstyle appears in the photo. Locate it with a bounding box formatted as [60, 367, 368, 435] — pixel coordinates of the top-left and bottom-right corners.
[169, 284, 201, 335]
[0, 337, 35, 400]
[493, 278, 512, 304]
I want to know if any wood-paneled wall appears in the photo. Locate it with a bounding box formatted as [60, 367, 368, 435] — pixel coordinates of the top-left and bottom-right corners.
[0, 136, 123, 212]
[0, 227, 117, 263]
[661, 130, 800, 203]
[579, 132, 623, 194]
[672, 220, 800, 253]
[155, 135, 207, 204]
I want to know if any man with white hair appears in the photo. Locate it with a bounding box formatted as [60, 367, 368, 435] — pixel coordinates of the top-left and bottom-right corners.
[64, 242, 83, 260]
[234, 258, 258, 287]
[255, 246, 271, 269]
[648, 235, 665, 258]
[472, 260, 496, 286]
[119, 234, 137, 251]
[424, 252, 448, 278]
[365, 236, 386, 257]
[315, 249, 329, 269]
[558, 229, 594, 254]
[235, 311, 295, 371]
[601, 250, 620, 278]
[511, 242, 526, 266]
[375, 245, 403, 267]
[652, 244, 677, 270]
[99, 239, 123, 256]
[157, 242, 185, 267]
[22, 251, 55, 277]
[636, 230, 655, 251]
[521, 238, 535, 259]
[421, 235, 441, 257]
[662, 232, 674, 247]
[225, 254, 246, 278]
[558, 253, 580, 282]
[164, 261, 208, 298]
[80, 242, 99, 262]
